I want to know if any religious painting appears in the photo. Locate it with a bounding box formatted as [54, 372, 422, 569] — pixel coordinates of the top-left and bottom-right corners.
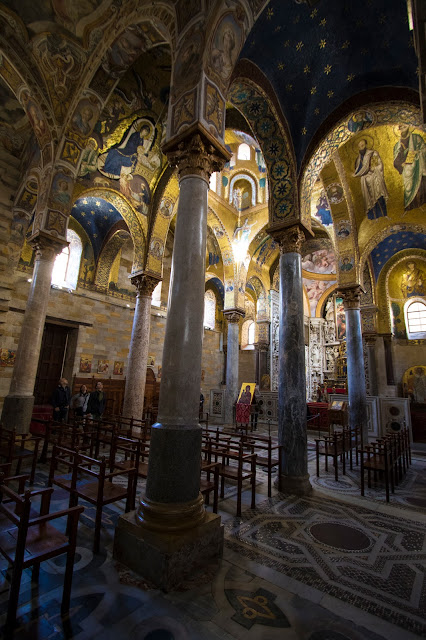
[348, 110, 374, 133]
[313, 189, 332, 226]
[147, 355, 155, 366]
[336, 220, 352, 238]
[402, 366, 426, 404]
[302, 249, 336, 274]
[52, 0, 103, 27]
[79, 355, 92, 373]
[113, 361, 124, 375]
[20, 91, 49, 147]
[335, 297, 346, 340]
[0, 79, 26, 127]
[172, 89, 196, 136]
[97, 359, 109, 374]
[204, 81, 225, 138]
[400, 260, 425, 298]
[393, 125, 426, 212]
[304, 279, 334, 317]
[238, 382, 255, 405]
[150, 238, 163, 259]
[78, 139, 99, 179]
[0, 348, 15, 366]
[326, 183, 344, 205]
[175, 0, 202, 32]
[51, 172, 73, 212]
[71, 98, 99, 137]
[210, 13, 242, 84]
[46, 210, 67, 236]
[159, 197, 174, 219]
[157, 365, 162, 380]
[339, 255, 354, 272]
[101, 25, 152, 79]
[353, 135, 389, 220]
[174, 27, 203, 91]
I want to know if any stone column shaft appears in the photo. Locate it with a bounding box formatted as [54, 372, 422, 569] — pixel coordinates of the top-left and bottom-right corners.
[364, 335, 378, 397]
[137, 133, 227, 531]
[224, 310, 244, 424]
[273, 225, 311, 495]
[2, 234, 65, 432]
[339, 286, 368, 441]
[122, 273, 160, 419]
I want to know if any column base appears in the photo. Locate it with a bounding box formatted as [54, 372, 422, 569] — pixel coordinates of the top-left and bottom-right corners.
[1, 395, 35, 434]
[275, 473, 312, 495]
[113, 510, 223, 591]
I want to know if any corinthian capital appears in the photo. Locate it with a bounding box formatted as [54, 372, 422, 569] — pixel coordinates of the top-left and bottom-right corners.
[165, 132, 228, 182]
[337, 285, 364, 310]
[131, 272, 161, 297]
[269, 224, 305, 255]
[30, 231, 67, 262]
[224, 308, 245, 323]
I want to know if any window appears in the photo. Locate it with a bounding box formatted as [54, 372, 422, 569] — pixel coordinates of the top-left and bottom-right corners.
[405, 299, 426, 339]
[151, 281, 162, 307]
[237, 143, 251, 161]
[209, 172, 217, 192]
[204, 290, 216, 330]
[248, 321, 255, 345]
[51, 229, 82, 290]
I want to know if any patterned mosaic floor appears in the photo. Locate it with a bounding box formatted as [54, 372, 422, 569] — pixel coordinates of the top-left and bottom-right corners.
[0, 436, 424, 639]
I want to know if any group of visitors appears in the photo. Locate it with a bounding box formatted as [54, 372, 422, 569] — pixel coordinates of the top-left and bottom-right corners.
[51, 378, 107, 422]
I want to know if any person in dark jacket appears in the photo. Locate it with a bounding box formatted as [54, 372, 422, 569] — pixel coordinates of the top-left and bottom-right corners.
[51, 377, 71, 422]
[87, 381, 107, 419]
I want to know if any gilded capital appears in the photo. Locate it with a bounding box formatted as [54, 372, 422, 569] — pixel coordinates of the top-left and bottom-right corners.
[363, 334, 377, 346]
[270, 225, 305, 255]
[30, 231, 67, 263]
[165, 133, 227, 182]
[224, 308, 245, 323]
[131, 273, 161, 297]
[338, 285, 364, 310]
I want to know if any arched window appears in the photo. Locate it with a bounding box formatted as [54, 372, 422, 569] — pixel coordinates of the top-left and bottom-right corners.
[151, 281, 162, 307]
[51, 229, 82, 290]
[404, 299, 426, 339]
[209, 172, 217, 192]
[237, 143, 251, 161]
[204, 290, 216, 330]
[248, 321, 255, 345]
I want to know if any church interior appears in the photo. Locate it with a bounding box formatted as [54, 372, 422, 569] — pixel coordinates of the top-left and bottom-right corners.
[0, 0, 425, 638]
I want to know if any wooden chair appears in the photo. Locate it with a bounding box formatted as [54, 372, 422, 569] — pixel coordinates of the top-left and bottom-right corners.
[200, 460, 220, 513]
[49, 445, 135, 552]
[109, 435, 142, 509]
[0, 479, 83, 634]
[0, 427, 41, 484]
[218, 443, 256, 517]
[360, 440, 394, 502]
[242, 434, 283, 497]
[315, 432, 346, 481]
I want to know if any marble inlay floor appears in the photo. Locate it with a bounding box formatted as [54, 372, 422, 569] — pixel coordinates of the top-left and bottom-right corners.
[0, 430, 424, 639]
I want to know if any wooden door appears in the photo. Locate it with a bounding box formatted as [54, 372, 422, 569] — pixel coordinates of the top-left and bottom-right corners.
[34, 323, 70, 405]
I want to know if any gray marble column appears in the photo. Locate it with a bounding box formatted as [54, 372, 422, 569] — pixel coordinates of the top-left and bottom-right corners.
[122, 272, 160, 420]
[224, 309, 244, 425]
[273, 225, 311, 495]
[364, 334, 378, 397]
[2, 233, 65, 433]
[339, 286, 368, 442]
[137, 133, 226, 531]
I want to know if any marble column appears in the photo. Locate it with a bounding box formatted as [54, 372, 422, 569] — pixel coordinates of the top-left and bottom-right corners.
[122, 272, 160, 419]
[364, 334, 378, 397]
[114, 133, 228, 590]
[224, 309, 244, 425]
[339, 286, 368, 441]
[383, 333, 395, 385]
[273, 225, 311, 495]
[2, 233, 65, 433]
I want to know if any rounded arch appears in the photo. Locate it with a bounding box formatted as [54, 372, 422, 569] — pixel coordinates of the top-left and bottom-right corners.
[316, 283, 338, 318]
[72, 187, 146, 272]
[228, 68, 299, 227]
[228, 171, 259, 207]
[95, 229, 132, 290]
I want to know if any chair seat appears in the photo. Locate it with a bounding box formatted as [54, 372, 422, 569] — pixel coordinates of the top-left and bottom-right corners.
[220, 464, 253, 480]
[0, 445, 33, 459]
[137, 461, 148, 477]
[200, 478, 215, 493]
[363, 457, 387, 471]
[256, 455, 279, 467]
[0, 524, 68, 565]
[76, 480, 128, 504]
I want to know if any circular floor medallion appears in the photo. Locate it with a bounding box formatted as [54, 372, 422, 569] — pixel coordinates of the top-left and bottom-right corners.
[144, 631, 175, 640]
[309, 522, 371, 551]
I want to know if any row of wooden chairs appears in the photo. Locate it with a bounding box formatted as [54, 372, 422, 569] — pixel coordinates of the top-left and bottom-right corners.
[315, 425, 362, 481]
[360, 428, 411, 503]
